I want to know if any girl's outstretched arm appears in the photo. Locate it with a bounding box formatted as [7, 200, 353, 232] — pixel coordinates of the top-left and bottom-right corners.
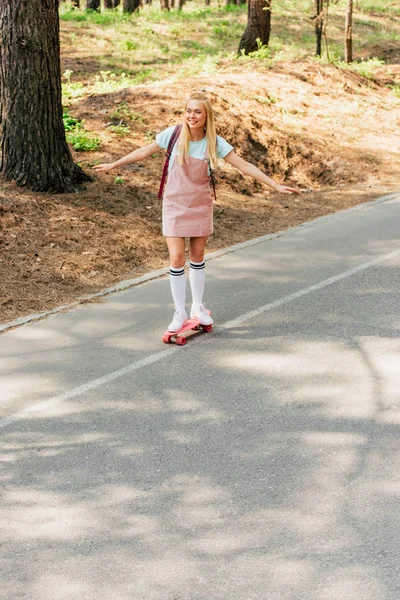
[93, 141, 163, 173]
[223, 151, 300, 194]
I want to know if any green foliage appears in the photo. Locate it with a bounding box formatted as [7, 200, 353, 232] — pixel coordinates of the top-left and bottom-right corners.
[254, 95, 277, 105]
[107, 123, 131, 136]
[63, 110, 100, 152]
[124, 40, 138, 51]
[63, 110, 81, 133]
[240, 39, 271, 61]
[391, 85, 400, 97]
[223, 4, 243, 14]
[357, 1, 400, 15]
[60, 4, 132, 25]
[336, 57, 385, 79]
[67, 131, 101, 152]
[91, 70, 156, 93]
[62, 70, 85, 101]
[109, 103, 147, 123]
[114, 176, 125, 184]
[182, 54, 221, 77]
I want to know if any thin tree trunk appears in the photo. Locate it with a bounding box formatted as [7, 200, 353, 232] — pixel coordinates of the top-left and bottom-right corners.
[238, 0, 271, 55]
[322, 0, 331, 61]
[86, 0, 100, 9]
[160, 0, 170, 9]
[104, 0, 120, 7]
[0, 0, 90, 192]
[123, 0, 140, 12]
[345, 0, 353, 63]
[315, 0, 323, 57]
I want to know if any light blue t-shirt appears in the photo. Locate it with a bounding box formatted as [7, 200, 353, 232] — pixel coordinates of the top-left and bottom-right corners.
[156, 126, 233, 173]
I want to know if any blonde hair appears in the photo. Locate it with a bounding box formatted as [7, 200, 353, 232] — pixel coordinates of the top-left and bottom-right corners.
[177, 92, 218, 170]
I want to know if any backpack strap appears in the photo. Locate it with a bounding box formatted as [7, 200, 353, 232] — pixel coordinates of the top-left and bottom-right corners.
[158, 124, 182, 200]
[205, 145, 217, 203]
[210, 169, 217, 202]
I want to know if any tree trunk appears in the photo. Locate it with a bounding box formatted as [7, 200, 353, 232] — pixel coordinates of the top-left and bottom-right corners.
[104, 0, 120, 7]
[315, 0, 323, 57]
[160, 0, 170, 9]
[123, 0, 141, 12]
[86, 0, 100, 9]
[238, 0, 271, 55]
[0, 0, 90, 192]
[344, 0, 353, 63]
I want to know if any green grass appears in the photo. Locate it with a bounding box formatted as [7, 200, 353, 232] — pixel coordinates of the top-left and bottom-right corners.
[106, 123, 131, 136]
[63, 109, 101, 151]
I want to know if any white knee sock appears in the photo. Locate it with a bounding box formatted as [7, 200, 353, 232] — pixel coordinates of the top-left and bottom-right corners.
[169, 266, 186, 312]
[189, 260, 206, 305]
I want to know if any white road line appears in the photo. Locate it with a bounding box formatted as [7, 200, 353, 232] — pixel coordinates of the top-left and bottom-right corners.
[1, 248, 399, 430]
[222, 248, 400, 329]
[0, 348, 177, 429]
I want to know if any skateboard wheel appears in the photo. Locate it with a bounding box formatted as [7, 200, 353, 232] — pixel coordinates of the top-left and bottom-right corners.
[203, 325, 213, 333]
[162, 334, 171, 344]
[176, 337, 186, 346]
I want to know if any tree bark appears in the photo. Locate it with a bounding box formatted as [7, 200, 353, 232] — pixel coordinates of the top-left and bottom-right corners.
[238, 0, 271, 55]
[86, 0, 100, 9]
[345, 0, 353, 63]
[160, 0, 170, 9]
[123, 0, 141, 12]
[104, 0, 121, 7]
[315, 0, 323, 57]
[0, 0, 90, 192]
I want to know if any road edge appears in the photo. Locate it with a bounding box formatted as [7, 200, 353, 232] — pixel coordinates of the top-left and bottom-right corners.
[1, 191, 398, 334]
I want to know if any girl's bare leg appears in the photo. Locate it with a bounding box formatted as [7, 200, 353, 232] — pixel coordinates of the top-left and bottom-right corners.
[166, 236, 186, 269]
[189, 236, 208, 263]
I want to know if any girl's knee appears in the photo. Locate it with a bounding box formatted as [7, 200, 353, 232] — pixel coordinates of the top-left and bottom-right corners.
[169, 255, 186, 269]
[189, 253, 205, 263]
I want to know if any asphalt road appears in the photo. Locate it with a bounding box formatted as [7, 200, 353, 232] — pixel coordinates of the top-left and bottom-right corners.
[1, 193, 399, 600]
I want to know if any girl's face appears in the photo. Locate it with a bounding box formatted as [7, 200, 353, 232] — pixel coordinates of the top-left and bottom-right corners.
[185, 100, 207, 132]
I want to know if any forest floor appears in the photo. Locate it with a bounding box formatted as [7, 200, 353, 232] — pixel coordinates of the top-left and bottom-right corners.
[1, 3, 400, 325]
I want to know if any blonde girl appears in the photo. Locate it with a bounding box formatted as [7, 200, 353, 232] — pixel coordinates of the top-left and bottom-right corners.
[94, 92, 299, 332]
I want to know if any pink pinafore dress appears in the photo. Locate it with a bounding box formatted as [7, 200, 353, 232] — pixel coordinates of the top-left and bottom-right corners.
[162, 153, 213, 238]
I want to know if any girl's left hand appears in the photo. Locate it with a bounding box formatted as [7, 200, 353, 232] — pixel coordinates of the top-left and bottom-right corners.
[275, 184, 301, 194]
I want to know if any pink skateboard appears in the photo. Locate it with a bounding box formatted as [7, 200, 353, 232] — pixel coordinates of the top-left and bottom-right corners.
[162, 310, 213, 346]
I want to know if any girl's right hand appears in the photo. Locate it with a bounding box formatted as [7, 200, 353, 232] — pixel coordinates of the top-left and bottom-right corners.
[93, 163, 115, 172]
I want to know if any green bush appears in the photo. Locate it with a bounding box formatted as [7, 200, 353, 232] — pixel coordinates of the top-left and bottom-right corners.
[63, 110, 100, 152]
